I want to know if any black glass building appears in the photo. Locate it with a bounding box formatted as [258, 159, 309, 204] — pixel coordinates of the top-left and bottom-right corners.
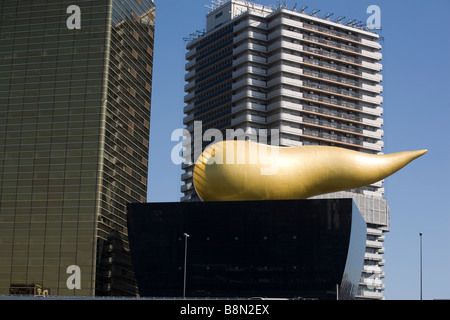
[0, 0, 155, 296]
[127, 199, 367, 300]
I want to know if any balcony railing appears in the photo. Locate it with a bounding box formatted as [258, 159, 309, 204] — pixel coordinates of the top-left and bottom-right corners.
[303, 45, 361, 65]
[303, 129, 363, 146]
[302, 117, 363, 134]
[302, 104, 363, 122]
[302, 69, 362, 88]
[303, 80, 362, 99]
[301, 23, 360, 42]
[302, 57, 362, 76]
[302, 34, 361, 53]
[302, 93, 362, 111]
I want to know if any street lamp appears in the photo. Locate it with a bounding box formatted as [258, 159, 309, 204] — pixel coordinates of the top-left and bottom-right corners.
[183, 233, 189, 299]
[419, 232, 423, 300]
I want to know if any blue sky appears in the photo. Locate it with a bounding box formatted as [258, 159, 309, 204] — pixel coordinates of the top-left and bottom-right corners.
[147, 0, 450, 300]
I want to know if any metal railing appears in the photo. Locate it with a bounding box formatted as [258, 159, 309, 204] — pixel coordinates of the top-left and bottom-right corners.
[302, 69, 361, 87]
[302, 45, 361, 65]
[302, 23, 360, 42]
[302, 117, 363, 134]
[303, 80, 362, 98]
[302, 93, 362, 111]
[302, 57, 362, 76]
[302, 104, 363, 122]
[303, 34, 361, 53]
[303, 129, 363, 146]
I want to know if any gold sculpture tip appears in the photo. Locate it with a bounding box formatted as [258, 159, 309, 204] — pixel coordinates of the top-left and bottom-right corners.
[193, 141, 427, 202]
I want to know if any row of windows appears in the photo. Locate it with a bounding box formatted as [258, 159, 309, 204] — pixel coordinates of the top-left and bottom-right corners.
[2, 116, 102, 128]
[0, 205, 98, 216]
[193, 79, 232, 103]
[2, 38, 104, 58]
[1, 11, 108, 25]
[0, 232, 96, 241]
[0, 20, 109, 33]
[192, 60, 232, 86]
[192, 92, 232, 115]
[195, 24, 233, 52]
[1, 106, 102, 117]
[1, 134, 102, 146]
[1, 116, 102, 128]
[0, 260, 95, 269]
[0, 72, 103, 87]
[202, 116, 231, 131]
[0, 221, 96, 229]
[0, 192, 97, 203]
[0, 159, 100, 171]
[103, 144, 148, 175]
[102, 168, 147, 200]
[0, 190, 98, 202]
[2, 127, 101, 138]
[0, 264, 95, 273]
[194, 104, 231, 125]
[0, 174, 97, 186]
[0, 139, 99, 154]
[0, 175, 98, 189]
[0, 1, 106, 13]
[2, 57, 106, 73]
[195, 46, 232, 71]
[104, 127, 150, 166]
[0, 207, 97, 217]
[1, 56, 105, 75]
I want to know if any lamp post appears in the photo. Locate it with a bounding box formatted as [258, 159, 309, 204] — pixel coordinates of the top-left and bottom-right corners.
[183, 233, 189, 299]
[419, 232, 423, 300]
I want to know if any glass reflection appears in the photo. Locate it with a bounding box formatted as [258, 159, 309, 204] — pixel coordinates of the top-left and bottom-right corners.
[128, 199, 366, 300]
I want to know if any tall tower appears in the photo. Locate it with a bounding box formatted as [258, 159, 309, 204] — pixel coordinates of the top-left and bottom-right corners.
[0, 0, 155, 296]
[182, 0, 387, 299]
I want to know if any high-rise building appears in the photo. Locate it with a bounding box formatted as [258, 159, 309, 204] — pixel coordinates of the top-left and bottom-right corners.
[0, 0, 155, 296]
[182, 0, 387, 299]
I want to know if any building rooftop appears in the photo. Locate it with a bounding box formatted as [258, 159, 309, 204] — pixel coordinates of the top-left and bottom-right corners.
[186, 0, 380, 44]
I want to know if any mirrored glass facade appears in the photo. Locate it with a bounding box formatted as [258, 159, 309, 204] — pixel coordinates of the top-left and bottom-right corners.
[0, 0, 155, 296]
[127, 199, 367, 300]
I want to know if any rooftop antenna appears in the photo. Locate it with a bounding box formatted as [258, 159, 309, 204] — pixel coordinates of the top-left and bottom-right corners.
[206, 0, 227, 12]
[355, 20, 365, 29]
[183, 29, 206, 43]
[292, 3, 297, 11]
[299, 6, 308, 13]
[311, 9, 321, 17]
[335, 16, 345, 24]
[246, 0, 255, 10]
[324, 13, 334, 20]
[346, 19, 356, 25]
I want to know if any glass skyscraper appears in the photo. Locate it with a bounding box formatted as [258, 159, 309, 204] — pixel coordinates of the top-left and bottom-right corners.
[0, 0, 155, 296]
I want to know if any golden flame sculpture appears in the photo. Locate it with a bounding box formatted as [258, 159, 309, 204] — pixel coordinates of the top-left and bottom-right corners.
[193, 140, 427, 202]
